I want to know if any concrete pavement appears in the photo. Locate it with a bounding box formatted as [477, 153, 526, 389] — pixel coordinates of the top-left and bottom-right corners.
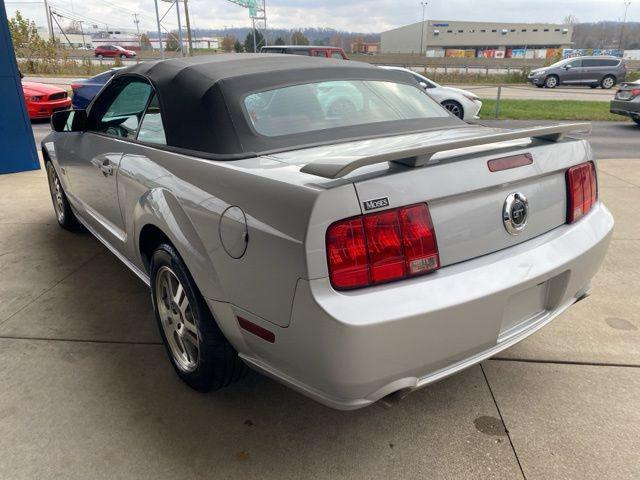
[0, 151, 638, 478]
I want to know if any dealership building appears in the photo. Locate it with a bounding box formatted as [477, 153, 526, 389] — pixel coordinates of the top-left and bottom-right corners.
[381, 20, 573, 59]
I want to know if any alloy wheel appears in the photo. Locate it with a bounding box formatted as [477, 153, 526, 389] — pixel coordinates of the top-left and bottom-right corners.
[155, 266, 200, 372]
[443, 102, 463, 119]
[46, 163, 65, 223]
[602, 77, 615, 89]
[545, 76, 557, 88]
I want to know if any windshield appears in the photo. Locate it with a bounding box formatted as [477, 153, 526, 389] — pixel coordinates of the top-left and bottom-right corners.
[547, 58, 571, 68]
[244, 80, 449, 137]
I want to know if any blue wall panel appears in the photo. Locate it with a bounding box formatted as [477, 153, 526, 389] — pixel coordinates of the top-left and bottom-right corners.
[0, 0, 39, 174]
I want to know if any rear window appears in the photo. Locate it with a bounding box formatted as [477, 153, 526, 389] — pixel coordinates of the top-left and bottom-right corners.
[243, 80, 449, 137]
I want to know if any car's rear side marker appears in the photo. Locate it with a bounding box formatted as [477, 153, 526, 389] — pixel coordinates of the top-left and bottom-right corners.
[487, 153, 533, 172]
[237, 317, 276, 343]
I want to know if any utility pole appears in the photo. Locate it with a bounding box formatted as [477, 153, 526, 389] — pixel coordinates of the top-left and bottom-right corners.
[183, 0, 193, 54]
[133, 13, 140, 35]
[43, 0, 54, 40]
[252, 16, 256, 52]
[618, 1, 631, 51]
[132, 12, 141, 50]
[175, 0, 185, 56]
[79, 20, 86, 48]
[419, 2, 427, 56]
[153, 0, 165, 59]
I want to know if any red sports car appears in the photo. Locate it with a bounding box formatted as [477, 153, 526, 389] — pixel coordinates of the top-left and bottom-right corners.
[22, 81, 71, 119]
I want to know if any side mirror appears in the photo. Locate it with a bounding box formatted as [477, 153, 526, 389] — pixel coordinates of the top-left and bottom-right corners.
[564, 64, 572, 70]
[51, 109, 87, 133]
[419, 81, 428, 89]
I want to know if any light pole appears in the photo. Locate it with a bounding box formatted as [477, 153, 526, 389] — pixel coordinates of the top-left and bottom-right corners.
[619, 1, 631, 51]
[153, 0, 164, 59]
[419, 2, 427, 56]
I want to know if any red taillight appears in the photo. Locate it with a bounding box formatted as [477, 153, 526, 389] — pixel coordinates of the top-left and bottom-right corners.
[631, 88, 640, 97]
[399, 204, 439, 275]
[70, 83, 82, 91]
[326, 217, 370, 289]
[566, 162, 597, 223]
[326, 204, 439, 290]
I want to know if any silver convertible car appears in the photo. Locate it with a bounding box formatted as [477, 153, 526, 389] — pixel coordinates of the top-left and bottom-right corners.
[43, 54, 613, 409]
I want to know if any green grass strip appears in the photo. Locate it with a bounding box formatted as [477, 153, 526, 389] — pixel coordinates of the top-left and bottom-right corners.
[480, 99, 623, 121]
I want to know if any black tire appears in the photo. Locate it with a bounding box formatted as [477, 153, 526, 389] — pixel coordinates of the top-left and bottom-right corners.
[633, 117, 640, 126]
[544, 75, 559, 88]
[150, 243, 247, 392]
[120, 54, 127, 59]
[601, 75, 616, 89]
[97, 54, 103, 59]
[45, 161, 82, 231]
[441, 100, 464, 119]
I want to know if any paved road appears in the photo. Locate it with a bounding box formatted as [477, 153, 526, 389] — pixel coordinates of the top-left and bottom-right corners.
[461, 84, 616, 102]
[26, 74, 621, 102]
[31, 118, 640, 159]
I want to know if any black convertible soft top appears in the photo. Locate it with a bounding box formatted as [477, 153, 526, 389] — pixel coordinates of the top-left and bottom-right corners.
[116, 54, 462, 159]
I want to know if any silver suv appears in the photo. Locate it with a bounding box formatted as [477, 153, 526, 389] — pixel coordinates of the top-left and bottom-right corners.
[528, 56, 627, 89]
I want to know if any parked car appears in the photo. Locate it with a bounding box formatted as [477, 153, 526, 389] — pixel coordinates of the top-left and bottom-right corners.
[71, 68, 124, 109]
[94, 45, 137, 59]
[43, 55, 613, 410]
[381, 66, 482, 120]
[528, 56, 627, 89]
[22, 81, 71, 119]
[610, 80, 640, 124]
[260, 45, 348, 59]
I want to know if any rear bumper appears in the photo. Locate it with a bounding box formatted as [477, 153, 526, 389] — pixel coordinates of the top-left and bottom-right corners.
[221, 203, 614, 410]
[610, 98, 640, 117]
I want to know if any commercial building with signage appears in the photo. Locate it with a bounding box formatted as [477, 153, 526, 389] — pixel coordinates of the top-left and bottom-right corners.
[381, 19, 573, 59]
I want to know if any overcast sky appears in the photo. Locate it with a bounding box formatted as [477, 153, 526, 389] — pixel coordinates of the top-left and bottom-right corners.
[5, 0, 637, 34]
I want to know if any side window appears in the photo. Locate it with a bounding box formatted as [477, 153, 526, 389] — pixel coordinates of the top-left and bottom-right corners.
[312, 50, 327, 57]
[89, 78, 153, 139]
[287, 49, 310, 56]
[137, 94, 166, 145]
[331, 51, 343, 59]
[602, 59, 620, 67]
[567, 59, 582, 68]
[582, 59, 599, 67]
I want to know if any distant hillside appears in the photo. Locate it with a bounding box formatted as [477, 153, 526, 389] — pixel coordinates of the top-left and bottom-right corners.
[148, 22, 640, 52]
[572, 21, 640, 50]
[149, 27, 380, 50]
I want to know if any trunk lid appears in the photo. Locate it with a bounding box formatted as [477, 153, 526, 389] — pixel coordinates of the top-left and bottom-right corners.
[270, 125, 591, 269]
[348, 136, 589, 267]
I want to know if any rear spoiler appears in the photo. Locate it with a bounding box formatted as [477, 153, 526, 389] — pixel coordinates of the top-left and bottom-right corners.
[300, 123, 591, 179]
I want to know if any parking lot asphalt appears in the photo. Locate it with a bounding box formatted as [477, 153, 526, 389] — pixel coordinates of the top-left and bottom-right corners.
[479, 119, 640, 159]
[0, 128, 638, 479]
